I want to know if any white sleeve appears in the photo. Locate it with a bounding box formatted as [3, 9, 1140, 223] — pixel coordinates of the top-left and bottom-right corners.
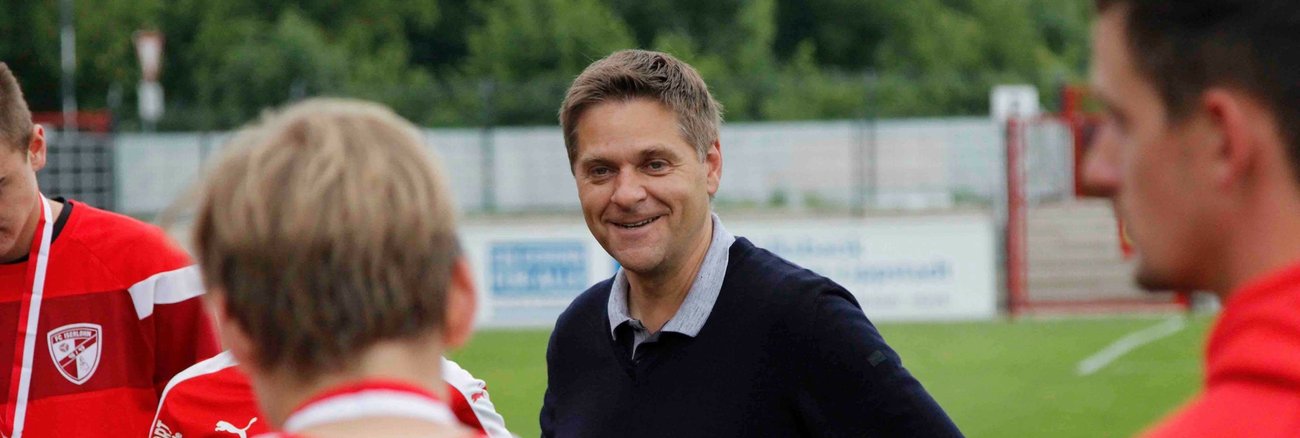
[441, 357, 513, 438]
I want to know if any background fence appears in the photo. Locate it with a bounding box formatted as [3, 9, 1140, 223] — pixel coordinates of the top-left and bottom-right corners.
[67, 116, 1068, 219]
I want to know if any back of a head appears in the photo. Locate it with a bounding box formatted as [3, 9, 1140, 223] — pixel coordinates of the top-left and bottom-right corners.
[0, 63, 33, 152]
[559, 49, 723, 168]
[192, 98, 459, 379]
[1095, 0, 1300, 170]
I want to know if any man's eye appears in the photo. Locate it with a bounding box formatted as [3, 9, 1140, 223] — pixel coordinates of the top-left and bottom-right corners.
[646, 161, 668, 172]
[589, 167, 613, 177]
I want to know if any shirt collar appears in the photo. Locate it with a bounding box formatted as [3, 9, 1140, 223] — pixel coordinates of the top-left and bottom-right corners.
[607, 213, 735, 340]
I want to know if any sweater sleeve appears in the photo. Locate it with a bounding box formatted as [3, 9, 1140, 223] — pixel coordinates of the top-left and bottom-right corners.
[798, 285, 963, 437]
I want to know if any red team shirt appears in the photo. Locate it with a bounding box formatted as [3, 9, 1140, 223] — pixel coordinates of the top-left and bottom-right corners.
[2, 199, 221, 437]
[1141, 262, 1300, 437]
[251, 379, 485, 438]
[151, 351, 511, 438]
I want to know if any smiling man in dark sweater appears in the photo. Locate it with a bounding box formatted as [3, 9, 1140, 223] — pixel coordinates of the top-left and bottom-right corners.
[540, 49, 961, 437]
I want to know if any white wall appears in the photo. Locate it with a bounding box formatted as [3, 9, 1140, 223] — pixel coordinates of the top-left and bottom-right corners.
[114, 117, 1028, 216]
[462, 213, 997, 327]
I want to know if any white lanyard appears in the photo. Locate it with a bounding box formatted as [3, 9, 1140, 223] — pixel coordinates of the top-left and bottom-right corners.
[282, 386, 456, 433]
[8, 196, 54, 438]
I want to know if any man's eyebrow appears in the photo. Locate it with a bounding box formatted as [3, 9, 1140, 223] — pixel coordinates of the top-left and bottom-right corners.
[576, 155, 613, 168]
[1091, 89, 1127, 120]
[639, 144, 683, 160]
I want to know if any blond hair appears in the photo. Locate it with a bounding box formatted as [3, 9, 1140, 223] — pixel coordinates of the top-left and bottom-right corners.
[192, 98, 459, 377]
[559, 49, 723, 168]
[0, 63, 33, 152]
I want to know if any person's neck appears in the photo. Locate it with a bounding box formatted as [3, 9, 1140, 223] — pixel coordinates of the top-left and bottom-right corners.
[0, 196, 62, 263]
[626, 218, 715, 333]
[256, 337, 448, 432]
[1215, 182, 1300, 300]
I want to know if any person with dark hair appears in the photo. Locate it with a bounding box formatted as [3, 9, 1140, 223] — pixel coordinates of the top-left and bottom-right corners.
[1084, 1, 1300, 436]
[540, 49, 961, 437]
[0, 62, 220, 438]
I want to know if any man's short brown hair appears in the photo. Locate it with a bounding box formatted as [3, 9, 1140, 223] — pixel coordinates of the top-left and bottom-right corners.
[192, 98, 460, 377]
[559, 49, 723, 168]
[0, 63, 33, 152]
[1095, 0, 1300, 169]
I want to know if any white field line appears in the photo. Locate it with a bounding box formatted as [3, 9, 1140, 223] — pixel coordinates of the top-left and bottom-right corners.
[1076, 317, 1186, 376]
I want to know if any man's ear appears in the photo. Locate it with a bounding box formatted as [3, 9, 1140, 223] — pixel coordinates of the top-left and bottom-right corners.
[705, 139, 722, 197]
[26, 125, 47, 171]
[1200, 89, 1257, 191]
[442, 257, 478, 350]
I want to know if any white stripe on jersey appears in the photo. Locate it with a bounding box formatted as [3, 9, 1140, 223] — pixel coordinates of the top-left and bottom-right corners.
[282, 388, 455, 432]
[149, 351, 237, 434]
[441, 358, 512, 438]
[10, 196, 55, 438]
[128, 265, 205, 319]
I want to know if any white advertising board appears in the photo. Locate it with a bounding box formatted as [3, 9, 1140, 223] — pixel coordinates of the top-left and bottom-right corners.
[459, 221, 616, 327]
[728, 215, 997, 321]
[461, 214, 997, 327]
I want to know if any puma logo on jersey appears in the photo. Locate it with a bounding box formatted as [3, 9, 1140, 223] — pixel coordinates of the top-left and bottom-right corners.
[47, 323, 103, 385]
[215, 417, 257, 438]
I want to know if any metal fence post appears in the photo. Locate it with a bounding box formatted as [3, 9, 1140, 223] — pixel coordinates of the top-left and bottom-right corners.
[480, 79, 497, 213]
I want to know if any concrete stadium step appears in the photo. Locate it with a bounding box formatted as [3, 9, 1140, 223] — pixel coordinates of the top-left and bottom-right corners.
[1024, 199, 1149, 303]
[1027, 242, 1123, 262]
[1029, 275, 1136, 297]
[1027, 262, 1133, 283]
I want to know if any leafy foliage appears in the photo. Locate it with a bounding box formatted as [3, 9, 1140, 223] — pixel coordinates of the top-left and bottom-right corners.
[0, 0, 1093, 129]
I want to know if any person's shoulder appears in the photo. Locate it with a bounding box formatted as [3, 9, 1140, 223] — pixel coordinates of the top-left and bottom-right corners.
[160, 351, 245, 403]
[554, 277, 615, 332]
[62, 200, 191, 278]
[440, 357, 482, 390]
[1142, 385, 1300, 438]
[154, 351, 256, 437]
[728, 237, 844, 295]
[724, 236, 863, 327]
[67, 200, 179, 249]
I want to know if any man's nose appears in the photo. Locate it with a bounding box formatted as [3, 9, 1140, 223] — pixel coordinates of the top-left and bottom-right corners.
[610, 171, 648, 208]
[1080, 125, 1121, 198]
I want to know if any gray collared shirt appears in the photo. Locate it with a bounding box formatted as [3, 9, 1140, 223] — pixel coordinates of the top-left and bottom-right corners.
[607, 213, 736, 358]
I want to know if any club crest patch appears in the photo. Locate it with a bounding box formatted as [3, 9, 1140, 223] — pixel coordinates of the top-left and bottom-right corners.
[47, 323, 103, 385]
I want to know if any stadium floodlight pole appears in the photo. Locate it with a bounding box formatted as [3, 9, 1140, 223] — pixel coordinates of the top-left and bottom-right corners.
[60, 0, 78, 133]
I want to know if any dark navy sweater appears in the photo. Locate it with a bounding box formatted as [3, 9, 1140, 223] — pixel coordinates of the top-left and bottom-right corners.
[540, 237, 962, 437]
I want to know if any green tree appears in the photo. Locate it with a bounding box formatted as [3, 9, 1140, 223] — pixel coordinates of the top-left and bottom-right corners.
[0, 0, 160, 111]
[0, 0, 1097, 128]
[463, 0, 635, 124]
[763, 41, 869, 120]
[649, 0, 779, 121]
[183, 10, 347, 128]
[466, 0, 634, 81]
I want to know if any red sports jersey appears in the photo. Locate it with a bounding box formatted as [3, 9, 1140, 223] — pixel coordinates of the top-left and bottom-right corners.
[251, 380, 485, 438]
[150, 352, 511, 438]
[1140, 262, 1300, 437]
[2, 198, 221, 437]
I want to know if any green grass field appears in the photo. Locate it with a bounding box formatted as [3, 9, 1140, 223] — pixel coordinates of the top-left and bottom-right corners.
[449, 315, 1213, 437]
